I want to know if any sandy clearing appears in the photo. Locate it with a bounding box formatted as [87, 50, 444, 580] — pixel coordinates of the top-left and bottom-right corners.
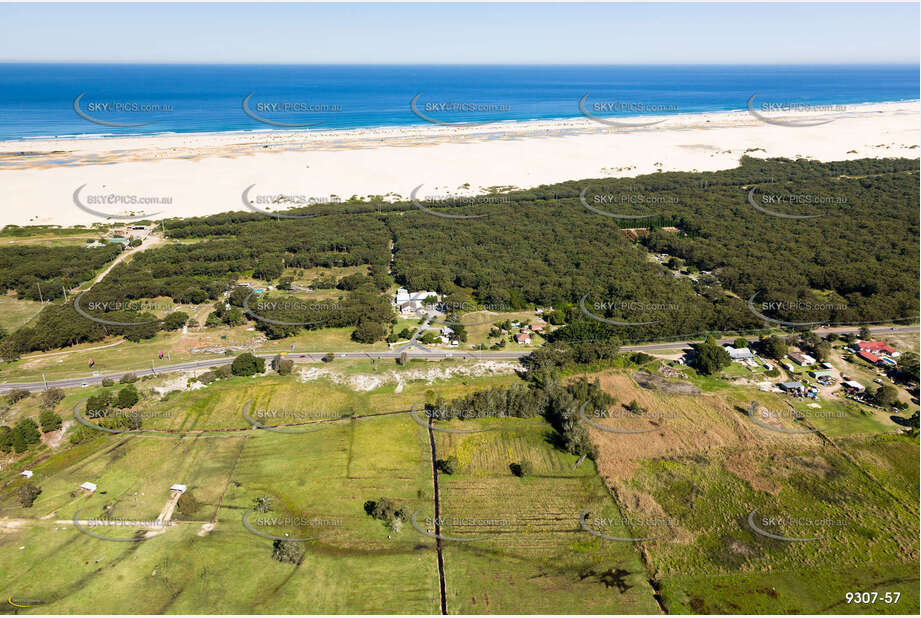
[297, 360, 519, 391]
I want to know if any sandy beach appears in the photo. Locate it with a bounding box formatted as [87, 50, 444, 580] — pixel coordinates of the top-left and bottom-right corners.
[0, 100, 917, 228]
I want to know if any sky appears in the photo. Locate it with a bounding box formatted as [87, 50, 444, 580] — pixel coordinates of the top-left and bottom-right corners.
[0, 2, 917, 64]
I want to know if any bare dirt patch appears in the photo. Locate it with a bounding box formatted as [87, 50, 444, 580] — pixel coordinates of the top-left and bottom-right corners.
[632, 371, 701, 395]
[587, 372, 817, 484]
[297, 360, 518, 391]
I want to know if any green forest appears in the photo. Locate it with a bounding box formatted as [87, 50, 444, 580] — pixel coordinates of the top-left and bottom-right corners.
[0, 157, 917, 355]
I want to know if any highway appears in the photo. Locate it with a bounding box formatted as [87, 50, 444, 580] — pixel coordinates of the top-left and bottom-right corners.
[0, 324, 916, 393]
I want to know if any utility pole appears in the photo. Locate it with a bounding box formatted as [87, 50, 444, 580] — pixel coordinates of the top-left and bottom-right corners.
[37, 282, 44, 303]
[42, 373, 48, 391]
[62, 286, 68, 302]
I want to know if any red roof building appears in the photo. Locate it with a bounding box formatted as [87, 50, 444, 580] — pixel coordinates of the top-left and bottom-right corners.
[857, 341, 897, 355]
[856, 350, 881, 364]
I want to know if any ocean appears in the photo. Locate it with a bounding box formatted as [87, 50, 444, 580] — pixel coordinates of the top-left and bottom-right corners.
[0, 64, 917, 140]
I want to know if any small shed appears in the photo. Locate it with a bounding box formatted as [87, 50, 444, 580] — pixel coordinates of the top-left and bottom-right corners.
[79, 482, 97, 492]
[20, 470, 33, 479]
[170, 484, 188, 494]
[843, 380, 866, 393]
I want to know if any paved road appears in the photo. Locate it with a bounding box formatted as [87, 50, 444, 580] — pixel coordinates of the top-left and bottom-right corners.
[1, 324, 915, 393]
[0, 351, 527, 393]
[619, 325, 919, 352]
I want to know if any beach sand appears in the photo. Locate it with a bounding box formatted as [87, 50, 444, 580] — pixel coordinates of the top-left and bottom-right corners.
[0, 101, 917, 227]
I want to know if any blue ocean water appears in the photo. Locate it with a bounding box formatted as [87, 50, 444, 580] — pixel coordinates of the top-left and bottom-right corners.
[0, 64, 917, 140]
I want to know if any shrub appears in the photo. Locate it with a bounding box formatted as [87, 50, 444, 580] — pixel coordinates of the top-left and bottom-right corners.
[352, 320, 386, 344]
[196, 370, 218, 385]
[272, 356, 294, 375]
[436, 456, 459, 475]
[39, 409, 63, 433]
[363, 497, 406, 522]
[7, 388, 30, 405]
[162, 311, 189, 331]
[115, 385, 140, 409]
[18, 483, 42, 508]
[254, 496, 274, 513]
[0, 426, 11, 453]
[119, 373, 138, 384]
[692, 341, 731, 375]
[509, 460, 533, 477]
[101, 378, 115, 387]
[11, 418, 41, 452]
[39, 388, 65, 410]
[271, 539, 305, 565]
[231, 352, 265, 377]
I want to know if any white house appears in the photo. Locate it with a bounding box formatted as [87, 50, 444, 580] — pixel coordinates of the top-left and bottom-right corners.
[20, 470, 33, 479]
[724, 346, 754, 361]
[79, 482, 97, 492]
[394, 288, 438, 315]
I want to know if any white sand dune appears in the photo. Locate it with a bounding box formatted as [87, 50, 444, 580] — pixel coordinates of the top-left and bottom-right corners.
[0, 101, 917, 228]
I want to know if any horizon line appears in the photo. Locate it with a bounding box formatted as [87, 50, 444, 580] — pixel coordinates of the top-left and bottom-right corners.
[1, 61, 919, 67]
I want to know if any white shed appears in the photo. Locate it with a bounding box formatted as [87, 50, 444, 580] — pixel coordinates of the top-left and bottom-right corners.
[80, 482, 97, 492]
[20, 470, 33, 479]
[170, 484, 188, 494]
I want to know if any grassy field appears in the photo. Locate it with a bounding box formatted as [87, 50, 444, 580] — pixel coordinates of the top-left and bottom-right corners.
[580, 367, 920, 615]
[0, 415, 441, 613]
[0, 369, 665, 614]
[434, 418, 660, 614]
[2, 352, 917, 614]
[0, 293, 46, 332]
